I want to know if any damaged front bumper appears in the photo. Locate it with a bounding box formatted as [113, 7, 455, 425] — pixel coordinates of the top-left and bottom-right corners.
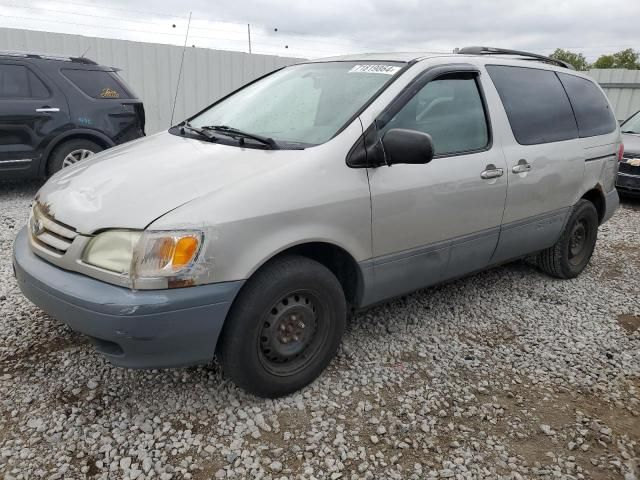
[13, 227, 243, 368]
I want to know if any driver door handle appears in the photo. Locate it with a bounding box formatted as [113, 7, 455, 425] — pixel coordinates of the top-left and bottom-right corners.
[480, 165, 504, 179]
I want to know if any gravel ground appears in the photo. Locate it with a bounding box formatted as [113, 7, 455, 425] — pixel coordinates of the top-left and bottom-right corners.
[0, 180, 639, 480]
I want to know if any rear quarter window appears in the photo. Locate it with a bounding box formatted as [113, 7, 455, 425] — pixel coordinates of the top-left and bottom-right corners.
[486, 65, 578, 145]
[557, 73, 617, 137]
[62, 69, 134, 99]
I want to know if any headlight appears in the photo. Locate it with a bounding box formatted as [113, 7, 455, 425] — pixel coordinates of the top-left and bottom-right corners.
[83, 230, 141, 274]
[83, 230, 203, 281]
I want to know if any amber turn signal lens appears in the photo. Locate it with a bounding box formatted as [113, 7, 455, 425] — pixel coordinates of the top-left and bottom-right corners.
[172, 236, 199, 268]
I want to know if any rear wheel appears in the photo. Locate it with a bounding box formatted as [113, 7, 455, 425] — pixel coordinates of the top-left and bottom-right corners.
[537, 199, 599, 279]
[219, 255, 346, 398]
[47, 139, 103, 175]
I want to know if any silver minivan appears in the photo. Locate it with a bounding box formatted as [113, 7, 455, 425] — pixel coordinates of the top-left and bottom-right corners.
[13, 47, 621, 398]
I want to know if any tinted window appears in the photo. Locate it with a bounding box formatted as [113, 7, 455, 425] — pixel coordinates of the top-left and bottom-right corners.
[381, 74, 489, 155]
[0, 64, 49, 99]
[486, 65, 578, 145]
[62, 69, 133, 99]
[558, 73, 616, 137]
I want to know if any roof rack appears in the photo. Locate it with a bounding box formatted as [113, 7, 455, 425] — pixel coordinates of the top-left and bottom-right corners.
[0, 51, 98, 65]
[457, 46, 575, 70]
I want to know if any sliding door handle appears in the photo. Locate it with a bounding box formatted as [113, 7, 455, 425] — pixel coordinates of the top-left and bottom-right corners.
[35, 107, 60, 113]
[512, 159, 532, 174]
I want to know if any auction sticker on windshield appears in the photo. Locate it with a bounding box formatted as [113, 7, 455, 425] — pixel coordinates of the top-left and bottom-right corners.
[349, 64, 402, 75]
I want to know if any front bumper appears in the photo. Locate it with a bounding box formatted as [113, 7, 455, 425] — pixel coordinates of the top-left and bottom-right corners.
[13, 227, 243, 368]
[616, 172, 640, 196]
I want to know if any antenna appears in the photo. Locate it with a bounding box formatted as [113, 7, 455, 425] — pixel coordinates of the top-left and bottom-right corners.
[80, 46, 91, 58]
[171, 11, 192, 126]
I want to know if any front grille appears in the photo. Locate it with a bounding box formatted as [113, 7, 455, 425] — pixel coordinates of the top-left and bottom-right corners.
[29, 204, 78, 255]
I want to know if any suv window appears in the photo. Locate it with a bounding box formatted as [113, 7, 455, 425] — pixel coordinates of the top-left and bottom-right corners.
[0, 64, 49, 99]
[486, 65, 578, 145]
[381, 73, 489, 155]
[62, 69, 133, 99]
[557, 73, 617, 137]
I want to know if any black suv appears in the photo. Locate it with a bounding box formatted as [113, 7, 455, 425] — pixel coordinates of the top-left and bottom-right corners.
[0, 52, 145, 180]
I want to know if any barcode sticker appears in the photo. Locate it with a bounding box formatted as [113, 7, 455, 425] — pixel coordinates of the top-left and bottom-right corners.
[348, 64, 401, 75]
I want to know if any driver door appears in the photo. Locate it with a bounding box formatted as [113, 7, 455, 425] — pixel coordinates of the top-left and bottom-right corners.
[364, 67, 508, 303]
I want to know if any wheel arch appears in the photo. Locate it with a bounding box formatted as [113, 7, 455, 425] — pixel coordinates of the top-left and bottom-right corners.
[580, 185, 606, 224]
[241, 241, 365, 310]
[39, 129, 115, 176]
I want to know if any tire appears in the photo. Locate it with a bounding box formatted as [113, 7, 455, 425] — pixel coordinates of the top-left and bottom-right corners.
[219, 255, 347, 398]
[537, 199, 599, 279]
[47, 139, 103, 175]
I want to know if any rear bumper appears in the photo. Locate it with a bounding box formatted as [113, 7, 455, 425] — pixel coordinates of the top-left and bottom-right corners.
[13, 227, 243, 368]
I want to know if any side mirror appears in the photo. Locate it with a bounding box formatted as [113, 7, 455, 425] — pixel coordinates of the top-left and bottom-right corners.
[381, 128, 434, 166]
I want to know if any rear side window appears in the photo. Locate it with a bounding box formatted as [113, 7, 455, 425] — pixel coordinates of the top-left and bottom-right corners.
[62, 69, 134, 99]
[557, 73, 617, 137]
[486, 65, 578, 145]
[0, 64, 49, 99]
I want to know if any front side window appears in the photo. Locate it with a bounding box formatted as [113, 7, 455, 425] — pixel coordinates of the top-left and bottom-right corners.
[379, 73, 489, 156]
[189, 61, 403, 147]
[0, 64, 49, 99]
[558, 73, 617, 137]
[486, 65, 578, 145]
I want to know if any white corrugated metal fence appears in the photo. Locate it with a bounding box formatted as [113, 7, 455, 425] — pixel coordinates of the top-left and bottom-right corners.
[0, 27, 303, 134]
[589, 69, 640, 122]
[3, 28, 640, 128]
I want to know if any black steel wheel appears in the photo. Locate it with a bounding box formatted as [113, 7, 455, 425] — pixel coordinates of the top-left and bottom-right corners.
[219, 255, 346, 398]
[567, 218, 592, 267]
[258, 291, 329, 377]
[538, 199, 599, 279]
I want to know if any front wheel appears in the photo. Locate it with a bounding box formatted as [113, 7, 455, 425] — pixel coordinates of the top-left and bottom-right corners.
[219, 255, 346, 398]
[537, 199, 599, 279]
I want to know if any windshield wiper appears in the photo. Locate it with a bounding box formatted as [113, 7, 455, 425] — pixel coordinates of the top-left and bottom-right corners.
[202, 125, 278, 149]
[179, 122, 219, 142]
[621, 130, 639, 134]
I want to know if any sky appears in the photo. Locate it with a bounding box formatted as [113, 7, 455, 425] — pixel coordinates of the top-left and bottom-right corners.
[0, 0, 638, 61]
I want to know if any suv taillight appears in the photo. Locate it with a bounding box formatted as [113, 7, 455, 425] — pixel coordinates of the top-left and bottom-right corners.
[618, 143, 625, 161]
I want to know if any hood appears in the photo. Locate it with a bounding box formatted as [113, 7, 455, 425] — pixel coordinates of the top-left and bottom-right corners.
[37, 131, 299, 234]
[622, 132, 640, 157]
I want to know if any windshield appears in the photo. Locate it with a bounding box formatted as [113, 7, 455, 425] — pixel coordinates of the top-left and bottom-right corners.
[621, 111, 640, 134]
[189, 61, 404, 147]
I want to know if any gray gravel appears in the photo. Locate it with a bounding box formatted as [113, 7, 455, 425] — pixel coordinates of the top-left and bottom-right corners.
[1, 180, 639, 480]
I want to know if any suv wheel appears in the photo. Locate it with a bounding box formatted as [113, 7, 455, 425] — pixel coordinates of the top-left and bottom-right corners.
[537, 199, 599, 279]
[47, 139, 103, 175]
[219, 255, 347, 398]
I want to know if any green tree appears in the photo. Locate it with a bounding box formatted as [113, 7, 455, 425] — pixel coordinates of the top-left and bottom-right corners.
[593, 48, 640, 69]
[549, 48, 590, 71]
